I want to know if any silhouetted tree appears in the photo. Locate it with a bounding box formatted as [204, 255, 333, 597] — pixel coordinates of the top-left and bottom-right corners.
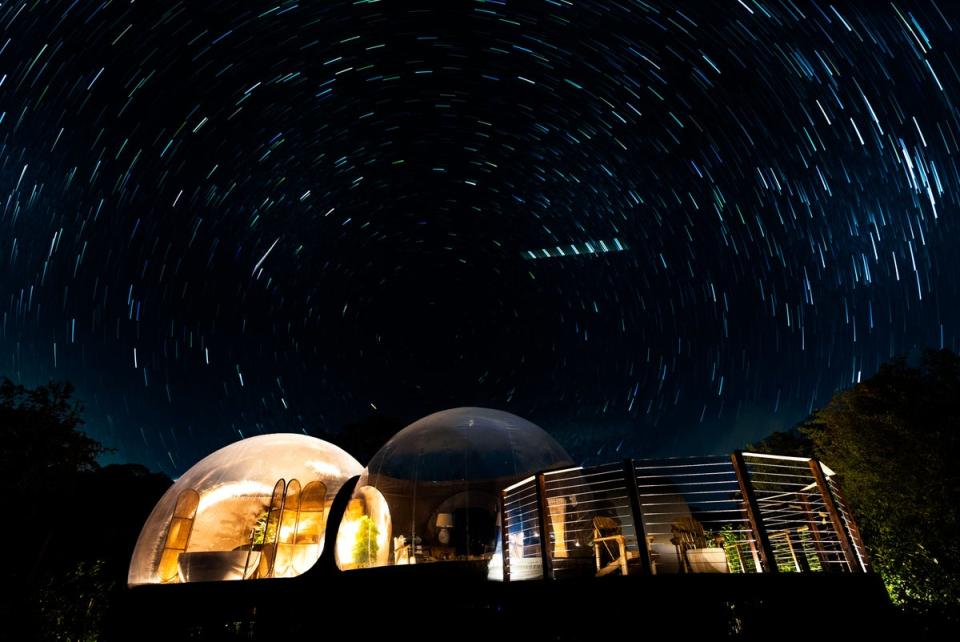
[0, 378, 105, 490]
[0, 378, 170, 641]
[1, 378, 106, 582]
[751, 349, 960, 623]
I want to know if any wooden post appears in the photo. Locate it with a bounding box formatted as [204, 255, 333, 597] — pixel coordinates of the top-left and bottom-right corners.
[535, 473, 554, 580]
[808, 459, 860, 572]
[747, 540, 761, 572]
[622, 459, 653, 575]
[500, 489, 512, 582]
[831, 482, 871, 571]
[731, 451, 777, 573]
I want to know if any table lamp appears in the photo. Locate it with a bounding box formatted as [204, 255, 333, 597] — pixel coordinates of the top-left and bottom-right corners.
[436, 513, 454, 545]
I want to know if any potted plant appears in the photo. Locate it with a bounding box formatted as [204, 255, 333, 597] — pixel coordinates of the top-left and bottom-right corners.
[352, 515, 380, 568]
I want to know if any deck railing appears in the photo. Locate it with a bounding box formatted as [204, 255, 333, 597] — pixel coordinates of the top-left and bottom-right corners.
[499, 451, 868, 581]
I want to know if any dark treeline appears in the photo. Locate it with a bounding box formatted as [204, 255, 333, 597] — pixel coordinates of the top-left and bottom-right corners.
[750, 348, 960, 634]
[0, 378, 170, 641]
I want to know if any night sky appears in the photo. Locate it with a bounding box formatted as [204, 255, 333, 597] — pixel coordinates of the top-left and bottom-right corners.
[2, 0, 959, 475]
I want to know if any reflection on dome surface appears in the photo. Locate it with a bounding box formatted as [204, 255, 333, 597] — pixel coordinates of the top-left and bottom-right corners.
[336, 407, 572, 571]
[128, 434, 362, 586]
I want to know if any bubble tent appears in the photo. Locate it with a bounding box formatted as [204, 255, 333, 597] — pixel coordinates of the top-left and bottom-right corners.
[335, 407, 573, 571]
[128, 433, 362, 586]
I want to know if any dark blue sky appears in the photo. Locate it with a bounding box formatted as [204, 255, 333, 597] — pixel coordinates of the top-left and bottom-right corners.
[1, 0, 958, 475]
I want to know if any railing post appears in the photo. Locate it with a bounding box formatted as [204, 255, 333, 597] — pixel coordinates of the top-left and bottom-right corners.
[831, 482, 870, 571]
[808, 459, 860, 572]
[731, 451, 777, 573]
[535, 473, 554, 580]
[500, 490, 511, 582]
[622, 459, 653, 575]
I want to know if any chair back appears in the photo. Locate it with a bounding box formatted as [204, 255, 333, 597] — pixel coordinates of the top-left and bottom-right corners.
[592, 515, 620, 538]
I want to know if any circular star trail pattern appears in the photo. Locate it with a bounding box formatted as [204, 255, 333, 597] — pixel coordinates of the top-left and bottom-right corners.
[2, 0, 959, 473]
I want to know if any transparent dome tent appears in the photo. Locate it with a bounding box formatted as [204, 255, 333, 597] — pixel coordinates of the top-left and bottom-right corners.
[335, 407, 572, 574]
[129, 434, 362, 586]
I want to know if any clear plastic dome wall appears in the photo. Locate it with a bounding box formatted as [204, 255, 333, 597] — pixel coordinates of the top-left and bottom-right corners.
[129, 434, 362, 586]
[335, 407, 573, 571]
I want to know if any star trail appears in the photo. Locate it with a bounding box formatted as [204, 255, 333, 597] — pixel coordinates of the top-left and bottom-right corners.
[2, 0, 959, 474]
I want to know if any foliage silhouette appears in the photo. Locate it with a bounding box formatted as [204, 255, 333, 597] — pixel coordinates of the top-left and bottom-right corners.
[751, 349, 960, 625]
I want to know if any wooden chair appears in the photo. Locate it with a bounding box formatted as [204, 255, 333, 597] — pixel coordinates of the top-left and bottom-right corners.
[670, 517, 725, 573]
[592, 516, 629, 576]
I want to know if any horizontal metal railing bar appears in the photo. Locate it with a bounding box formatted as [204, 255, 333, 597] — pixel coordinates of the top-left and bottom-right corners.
[643, 511, 748, 524]
[758, 505, 826, 514]
[746, 470, 819, 480]
[543, 483, 629, 497]
[644, 520, 749, 533]
[544, 510, 636, 523]
[644, 519, 749, 533]
[634, 467, 735, 476]
[747, 480, 819, 489]
[635, 454, 731, 462]
[545, 468, 627, 483]
[504, 514, 537, 523]
[759, 511, 832, 521]
[743, 457, 815, 468]
[750, 473, 816, 486]
[503, 494, 539, 509]
[632, 461, 732, 472]
[504, 485, 538, 496]
[504, 484, 538, 495]
[636, 478, 742, 489]
[633, 470, 737, 481]
[639, 501, 746, 510]
[641, 507, 749, 517]
[543, 480, 627, 495]
[504, 496, 540, 511]
[503, 495, 539, 510]
[542, 466, 589, 478]
[539, 500, 633, 515]
[743, 461, 816, 472]
[503, 476, 537, 493]
[539, 495, 633, 509]
[546, 473, 623, 488]
[755, 494, 825, 504]
[545, 470, 626, 484]
[637, 486, 741, 495]
[504, 506, 538, 517]
[639, 489, 744, 499]
[742, 452, 814, 463]
[508, 518, 542, 529]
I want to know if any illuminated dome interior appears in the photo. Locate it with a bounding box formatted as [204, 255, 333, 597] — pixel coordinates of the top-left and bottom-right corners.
[336, 407, 572, 571]
[129, 433, 362, 586]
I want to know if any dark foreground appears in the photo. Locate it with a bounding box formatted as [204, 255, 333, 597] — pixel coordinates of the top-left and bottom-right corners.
[118, 563, 894, 641]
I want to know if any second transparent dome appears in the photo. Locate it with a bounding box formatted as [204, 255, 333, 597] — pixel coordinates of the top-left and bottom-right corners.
[335, 407, 572, 570]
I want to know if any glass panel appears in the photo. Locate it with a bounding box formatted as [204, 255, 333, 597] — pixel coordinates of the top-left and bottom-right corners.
[157, 489, 199, 583]
[165, 518, 192, 551]
[273, 480, 302, 578]
[335, 485, 391, 569]
[296, 481, 327, 544]
[500, 476, 542, 581]
[257, 479, 286, 578]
